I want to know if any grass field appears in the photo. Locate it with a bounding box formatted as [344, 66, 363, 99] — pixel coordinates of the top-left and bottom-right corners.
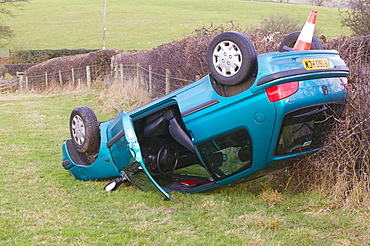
[0, 91, 369, 245]
[7, 0, 351, 51]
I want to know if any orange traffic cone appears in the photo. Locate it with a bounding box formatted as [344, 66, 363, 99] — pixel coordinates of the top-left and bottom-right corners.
[293, 10, 317, 51]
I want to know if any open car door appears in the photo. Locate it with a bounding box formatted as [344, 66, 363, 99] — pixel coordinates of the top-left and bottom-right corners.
[106, 111, 171, 200]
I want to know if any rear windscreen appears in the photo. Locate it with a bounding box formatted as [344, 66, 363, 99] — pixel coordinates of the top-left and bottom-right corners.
[275, 104, 345, 156]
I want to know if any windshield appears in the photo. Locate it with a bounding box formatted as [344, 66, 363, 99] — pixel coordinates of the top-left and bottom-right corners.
[275, 103, 345, 155]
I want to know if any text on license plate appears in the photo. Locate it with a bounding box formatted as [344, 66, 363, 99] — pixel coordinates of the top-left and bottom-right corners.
[302, 58, 330, 70]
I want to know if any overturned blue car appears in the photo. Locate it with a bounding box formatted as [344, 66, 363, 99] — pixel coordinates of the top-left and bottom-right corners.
[62, 30, 349, 200]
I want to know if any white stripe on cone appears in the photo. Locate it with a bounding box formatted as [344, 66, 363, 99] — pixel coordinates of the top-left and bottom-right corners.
[294, 10, 317, 51]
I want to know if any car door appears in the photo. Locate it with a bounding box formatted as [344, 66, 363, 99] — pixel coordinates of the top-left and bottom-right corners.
[106, 111, 171, 200]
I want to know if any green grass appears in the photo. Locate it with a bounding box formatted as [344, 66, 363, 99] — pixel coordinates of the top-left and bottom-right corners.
[7, 0, 351, 51]
[0, 91, 369, 245]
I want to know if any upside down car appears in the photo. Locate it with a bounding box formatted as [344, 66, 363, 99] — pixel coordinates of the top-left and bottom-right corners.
[62, 11, 349, 200]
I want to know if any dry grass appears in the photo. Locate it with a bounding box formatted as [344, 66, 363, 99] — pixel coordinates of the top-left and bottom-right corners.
[97, 79, 151, 115]
[257, 187, 285, 206]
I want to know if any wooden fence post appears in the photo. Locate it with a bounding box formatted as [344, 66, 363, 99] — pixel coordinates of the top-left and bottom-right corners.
[86, 66, 91, 89]
[20, 76, 23, 91]
[119, 64, 124, 86]
[45, 72, 48, 88]
[17, 72, 24, 91]
[136, 63, 141, 86]
[25, 76, 29, 91]
[71, 68, 75, 86]
[165, 68, 171, 94]
[59, 70, 63, 87]
[148, 65, 153, 96]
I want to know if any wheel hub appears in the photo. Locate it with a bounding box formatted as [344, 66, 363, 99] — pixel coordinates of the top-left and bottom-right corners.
[71, 115, 85, 145]
[212, 40, 242, 77]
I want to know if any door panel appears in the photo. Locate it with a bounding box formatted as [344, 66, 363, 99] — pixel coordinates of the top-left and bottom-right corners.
[107, 111, 171, 200]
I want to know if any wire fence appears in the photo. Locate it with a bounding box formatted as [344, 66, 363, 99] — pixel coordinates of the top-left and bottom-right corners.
[0, 63, 195, 98]
[111, 63, 196, 98]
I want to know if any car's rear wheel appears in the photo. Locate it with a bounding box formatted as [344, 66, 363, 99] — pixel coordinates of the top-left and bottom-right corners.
[278, 31, 323, 52]
[207, 32, 257, 86]
[70, 106, 100, 153]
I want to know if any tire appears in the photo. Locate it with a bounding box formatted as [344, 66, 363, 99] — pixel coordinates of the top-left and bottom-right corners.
[69, 106, 100, 153]
[207, 32, 257, 86]
[279, 31, 323, 52]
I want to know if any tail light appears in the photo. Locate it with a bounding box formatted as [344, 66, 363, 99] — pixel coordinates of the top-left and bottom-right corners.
[265, 82, 299, 102]
[340, 77, 349, 90]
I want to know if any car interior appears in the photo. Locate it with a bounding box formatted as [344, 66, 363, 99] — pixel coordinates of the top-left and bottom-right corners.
[131, 103, 253, 192]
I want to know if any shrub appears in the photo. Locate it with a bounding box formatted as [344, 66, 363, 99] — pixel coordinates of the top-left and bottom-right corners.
[258, 13, 301, 43]
[23, 49, 120, 90]
[9, 49, 99, 64]
[340, 0, 370, 36]
[111, 21, 287, 86]
[4, 63, 37, 76]
[324, 35, 370, 82]
[280, 35, 370, 208]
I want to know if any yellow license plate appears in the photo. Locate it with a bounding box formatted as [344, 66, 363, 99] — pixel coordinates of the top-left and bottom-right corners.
[302, 58, 330, 70]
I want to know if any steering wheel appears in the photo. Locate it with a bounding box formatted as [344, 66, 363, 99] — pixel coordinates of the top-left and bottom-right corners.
[156, 144, 179, 175]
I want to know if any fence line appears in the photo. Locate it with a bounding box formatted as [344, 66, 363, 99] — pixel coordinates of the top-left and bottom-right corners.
[2, 61, 361, 96]
[0, 63, 195, 97]
[0, 78, 18, 93]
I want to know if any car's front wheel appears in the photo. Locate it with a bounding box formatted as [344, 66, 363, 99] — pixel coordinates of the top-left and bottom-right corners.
[207, 32, 257, 86]
[69, 106, 100, 153]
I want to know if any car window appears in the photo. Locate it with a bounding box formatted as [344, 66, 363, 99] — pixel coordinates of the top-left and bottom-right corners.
[197, 130, 252, 180]
[275, 103, 345, 156]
